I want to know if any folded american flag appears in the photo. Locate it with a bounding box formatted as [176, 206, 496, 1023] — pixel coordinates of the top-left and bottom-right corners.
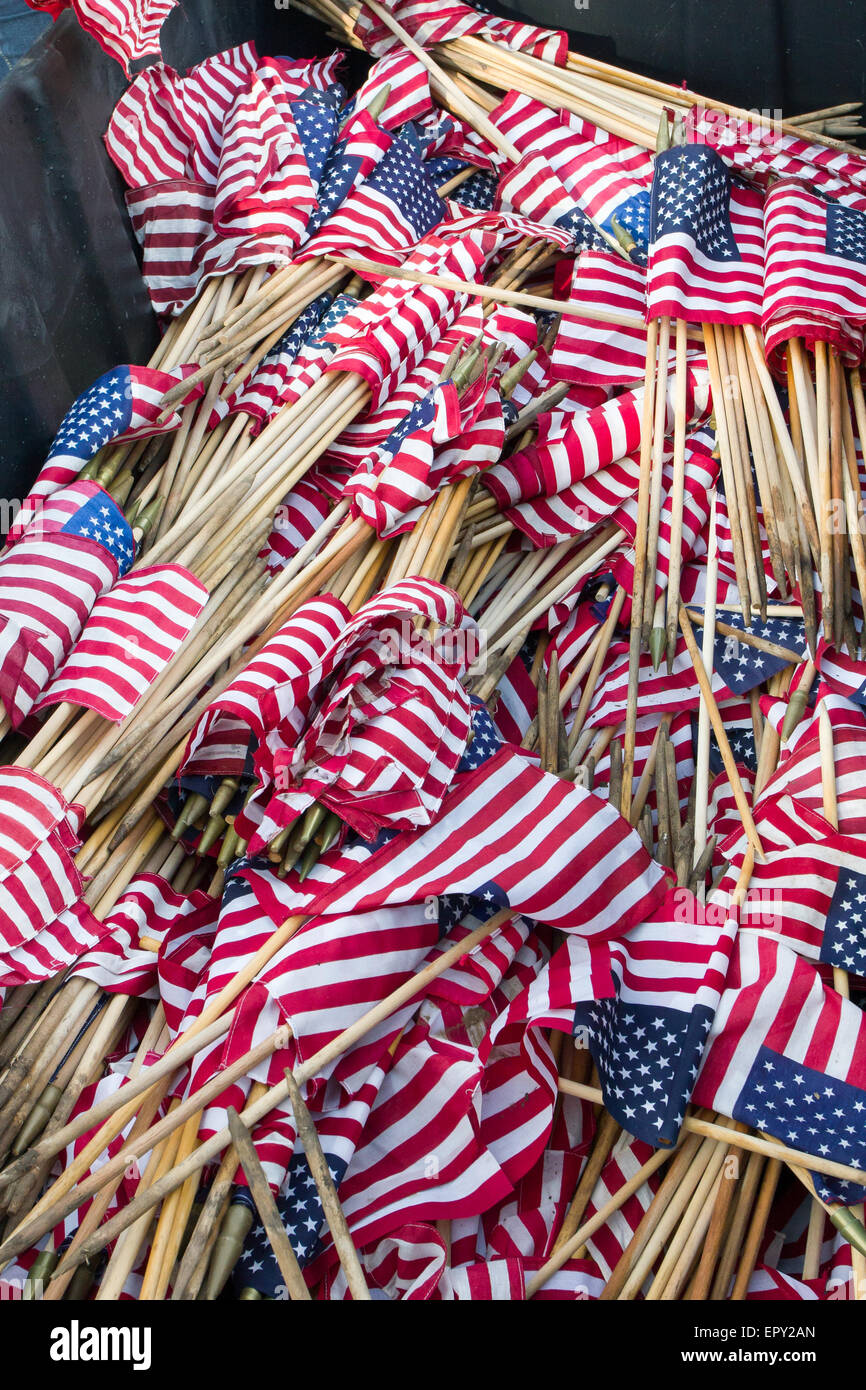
[16, 364, 202, 519]
[352, 0, 567, 66]
[693, 930, 866, 1204]
[0, 482, 135, 727]
[26, 0, 178, 75]
[302, 128, 446, 266]
[0, 768, 85, 952]
[684, 105, 866, 212]
[647, 144, 765, 324]
[762, 180, 866, 368]
[33, 564, 208, 724]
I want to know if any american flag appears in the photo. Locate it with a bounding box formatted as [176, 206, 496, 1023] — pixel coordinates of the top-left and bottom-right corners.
[260, 477, 334, 573]
[708, 611, 809, 696]
[581, 1131, 663, 1280]
[0, 900, 110, 989]
[725, 835, 866, 966]
[300, 110, 393, 242]
[576, 887, 739, 1145]
[0, 483, 134, 726]
[211, 291, 334, 432]
[70, 872, 214, 999]
[26, 0, 179, 76]
[16, 364, 202, 517]
[323, 231, 490, 412]
[346, 383, 457, 537]
[493, 92, 653, 240]
[181, 596, 346, 779]
[762, 181, 866, 366]
[485, 364, 710, 508]
[647, 144, 765, 324]
[303, 130, 445, 266]
[33, 564, 208, 724]
[353, 50, 431, 129]
[0, 768, 85, 952]
[352, 0, 567, 66]
[684, 105, 866, 213]
[552, 252, 649, 389]
[250, 584, 473, 841]
[693, 930, 866, 1204]
[240, 743, 667, 939]
[211, 75, 321, 245]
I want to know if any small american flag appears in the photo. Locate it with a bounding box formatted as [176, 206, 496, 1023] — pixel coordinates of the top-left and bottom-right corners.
[353, 0, 567, 66]
[552, 252, 649, 389]
[576, 888, 738, 1145]
[33, 563, 209, 724]
[763, 181, 866, 366]
[303, 130, 445, 266]
[0, 768, 85, 952]
[693, 930, 866, 1204]
[352, 50, 431, 129]
[26, 0, 179, 76]
[18, 364, 201, 516]
[647, 144, 765, 324]
[0, 483, 135, 726]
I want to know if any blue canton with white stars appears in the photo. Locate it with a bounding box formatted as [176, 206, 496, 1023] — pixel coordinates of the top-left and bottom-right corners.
[554, 204, 610, 254]
[63, 491, 135, 575]
[290, 95, 339, 193]
[650, 146, 742, 261]
[573, 998, 715, 1146]
[46, 368, 138, 464]
[601, 189, 651, 265]
[266, 291, 334, 370]
[309, 292, 360, 348]
[822, 867, 866, 973]
[690, 713, 758, 775]
[233, 1149, 349, 1295]
[358, 135, 445, 238]
[711, 612, 808, 695]
[458, 697, 502, 773]
[735, 1045, 866, 1204]
[307, 131, 375, 236]
[826, 203, 866, 265]
[456, 170, 498, 212]
[379, 389, 438, 460]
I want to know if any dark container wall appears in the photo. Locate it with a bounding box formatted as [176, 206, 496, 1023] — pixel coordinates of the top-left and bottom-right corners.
[1, 0, 864, 499]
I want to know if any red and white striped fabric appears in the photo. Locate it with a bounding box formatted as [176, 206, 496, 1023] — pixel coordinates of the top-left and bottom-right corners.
[353, 0, 567, 66]
[762, 180, 866, 368]
[0, 487, 129, 726]
[201, 904, 439, 1093]
[647, 145, 765, 324]
[552, 252, 649, 388]
[250, 583, 474, 841]
[244, 743, 667, 939]
[0, 769, 84, 953]
[181, 596, 346, 779]
[485, 365, 711, 507]
[0, 900, 109, 988]
[346, 372, 504, 537]
[324, 230, 491, 415]
[71, 873, 215, 998]
[260, 478, 334, 572]
[493, 91, 653, 217]
[34, 564, 207, 723]
[27, 0, 178, 76]
[353, 50, 431, 129]
[211, 72, 318, 245]
[684, 106, 866, 212]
